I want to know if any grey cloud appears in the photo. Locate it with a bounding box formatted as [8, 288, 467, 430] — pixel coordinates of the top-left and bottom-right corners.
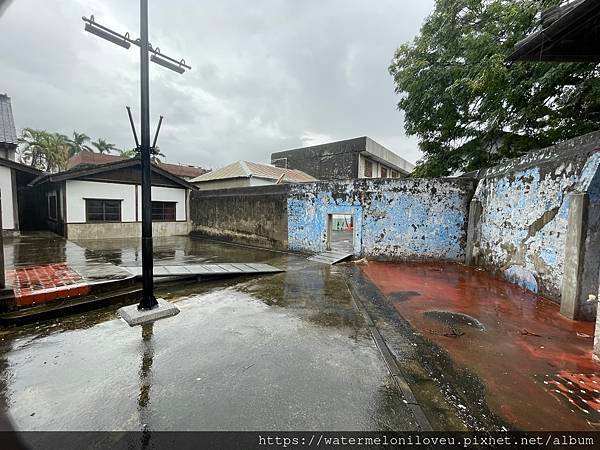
[0, 0, 433, 169]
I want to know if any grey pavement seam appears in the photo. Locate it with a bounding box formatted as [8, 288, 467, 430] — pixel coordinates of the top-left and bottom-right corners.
[344, 275, 434, 432]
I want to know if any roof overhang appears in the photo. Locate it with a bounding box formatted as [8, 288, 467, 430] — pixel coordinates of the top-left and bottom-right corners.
[360, 151, 412, 175]
[0, 158, 42, 176]
[30, 158, 197, 190]
[507, 0, 600, 63]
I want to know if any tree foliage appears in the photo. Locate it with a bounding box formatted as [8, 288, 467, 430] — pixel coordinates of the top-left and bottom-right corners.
[18, 128, 69, 172]
[19, 128, 124, 171]
[67, 131, 92, 157]
[91, 138, 118, 154]
[389, 0, 600, 176]
[119, 146, 165, 163]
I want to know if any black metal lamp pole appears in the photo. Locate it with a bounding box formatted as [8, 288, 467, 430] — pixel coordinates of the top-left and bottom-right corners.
[82, 1, 190, 310]
[138, 0, 157, 310]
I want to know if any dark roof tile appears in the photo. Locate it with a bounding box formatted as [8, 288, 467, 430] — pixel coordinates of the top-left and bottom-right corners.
[0, 94, 18, 146]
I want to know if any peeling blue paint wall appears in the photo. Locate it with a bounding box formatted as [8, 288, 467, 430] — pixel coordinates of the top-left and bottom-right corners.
[470, 132, 600, 300]
[288, 178, 474, 260]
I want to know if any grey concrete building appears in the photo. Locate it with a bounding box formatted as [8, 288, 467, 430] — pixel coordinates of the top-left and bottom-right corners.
[270, 136, 414, 180]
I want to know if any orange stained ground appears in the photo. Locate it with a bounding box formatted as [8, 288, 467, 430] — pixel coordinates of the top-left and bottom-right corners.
[361, 261, 600, 431]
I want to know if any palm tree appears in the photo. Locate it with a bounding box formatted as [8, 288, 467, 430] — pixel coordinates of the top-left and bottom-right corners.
[151, 145, 166, 163]
[92, 138, 118, 154]
[119, 148, 139, 159]
[67, 131, 92, 157]
[19, 128, 69, 172]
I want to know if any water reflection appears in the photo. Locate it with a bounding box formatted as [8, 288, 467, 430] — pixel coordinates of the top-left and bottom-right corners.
[138, 323, 154, 417]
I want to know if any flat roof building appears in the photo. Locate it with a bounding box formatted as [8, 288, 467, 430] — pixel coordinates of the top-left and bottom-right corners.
[270, 136, 414, 181]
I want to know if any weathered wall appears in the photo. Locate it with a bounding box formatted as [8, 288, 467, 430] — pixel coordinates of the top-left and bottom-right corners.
[468, 131, 600, 304]
[271, 137, 364, 180]
[190, 185, 289, 250]
[67, 221, 190, 240]
[288, 178, 475, 260]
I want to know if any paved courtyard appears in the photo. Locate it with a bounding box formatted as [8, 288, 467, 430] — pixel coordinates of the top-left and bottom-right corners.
[1, 234, 597, 432]
[0, 235, 419, 431]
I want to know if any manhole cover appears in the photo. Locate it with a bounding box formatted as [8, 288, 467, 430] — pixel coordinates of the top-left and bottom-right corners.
[423, 310, 485, 331]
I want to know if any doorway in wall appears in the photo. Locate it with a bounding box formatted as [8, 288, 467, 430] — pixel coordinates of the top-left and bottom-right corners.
[327, 214, 353, 253]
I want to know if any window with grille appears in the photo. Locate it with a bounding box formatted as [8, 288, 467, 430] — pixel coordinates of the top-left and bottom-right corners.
[381, 167, 388, 178]
[152, 201, 176, 221]
[85, 199, 122, 222]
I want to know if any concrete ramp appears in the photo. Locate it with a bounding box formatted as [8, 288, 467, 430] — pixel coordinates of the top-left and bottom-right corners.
[308, 251, 353, 265]
[123, 263, 283, 278]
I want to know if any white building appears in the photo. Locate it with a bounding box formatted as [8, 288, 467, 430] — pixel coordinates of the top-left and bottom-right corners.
[31, 158, 197, 239]
[0, 94, 42, 235]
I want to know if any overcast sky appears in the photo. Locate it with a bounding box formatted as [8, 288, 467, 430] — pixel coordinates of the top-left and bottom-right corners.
[0, 0, 433, 169]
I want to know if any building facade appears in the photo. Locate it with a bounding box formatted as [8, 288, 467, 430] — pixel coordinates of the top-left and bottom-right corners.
[1, 94, 42, 235]
[270, 136, 414, 180]
[31, 159, 196, 239]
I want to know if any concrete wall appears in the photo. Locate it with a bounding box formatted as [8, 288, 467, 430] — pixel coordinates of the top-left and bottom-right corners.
[271, 137, 364, 180]
[67, 221, 190, 240]
[190, 185, 289, 250]
[288, 178, 475, 259]
[466, 131, 600, 318]
[0, 166, 15, 230]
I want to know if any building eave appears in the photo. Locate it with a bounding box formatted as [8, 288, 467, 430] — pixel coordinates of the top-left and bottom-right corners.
[0, 158, 43, 176]
[30, 158, 197, 190]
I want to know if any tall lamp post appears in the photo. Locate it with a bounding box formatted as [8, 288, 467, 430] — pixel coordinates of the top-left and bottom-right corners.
[82, 1, 190, 311]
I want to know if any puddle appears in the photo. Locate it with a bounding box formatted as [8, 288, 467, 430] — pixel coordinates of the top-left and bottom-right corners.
[362, 260, 599, 431]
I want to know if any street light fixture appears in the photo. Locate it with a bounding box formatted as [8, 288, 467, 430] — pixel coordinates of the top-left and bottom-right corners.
[151, 53, 186, 74]
[84, 16, 131, 49]
[82, 1, 191, 312]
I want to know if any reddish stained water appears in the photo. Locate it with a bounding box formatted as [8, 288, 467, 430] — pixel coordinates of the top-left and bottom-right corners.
[361, 261, 600, 431]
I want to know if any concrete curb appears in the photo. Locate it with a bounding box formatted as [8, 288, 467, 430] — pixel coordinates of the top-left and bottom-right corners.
[345, 276, 433, 431]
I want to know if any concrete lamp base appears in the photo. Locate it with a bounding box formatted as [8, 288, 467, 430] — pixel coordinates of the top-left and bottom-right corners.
[118, 298, 180, 326]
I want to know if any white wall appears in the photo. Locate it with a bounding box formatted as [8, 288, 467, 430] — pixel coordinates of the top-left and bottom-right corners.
[66, 180, 137, 223]
[65, 180, 188, 223]
[137, 185, 187, 221]
[0, 165, 15, 230]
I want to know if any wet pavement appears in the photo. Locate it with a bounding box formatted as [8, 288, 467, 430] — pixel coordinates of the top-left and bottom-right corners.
[0, 236, 418, 431]
[361, 261, 600, 431]
[3, 233, 132, 307]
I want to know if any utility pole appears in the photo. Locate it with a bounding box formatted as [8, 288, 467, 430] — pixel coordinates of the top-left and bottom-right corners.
[138, 0, 155, 310]
[82, 1, 190, 312]
[0, 191, 4, 291]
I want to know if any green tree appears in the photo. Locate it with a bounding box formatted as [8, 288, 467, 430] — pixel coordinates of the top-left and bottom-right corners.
[119, 148, 139, 158]
[119, 146, 165, 163]
[92, 138, 118, 154]
[150, 146, 166, 163]
[67, 131, 92, 157]
[389, 0, 600, 176]
[19, 128, 69, 172]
